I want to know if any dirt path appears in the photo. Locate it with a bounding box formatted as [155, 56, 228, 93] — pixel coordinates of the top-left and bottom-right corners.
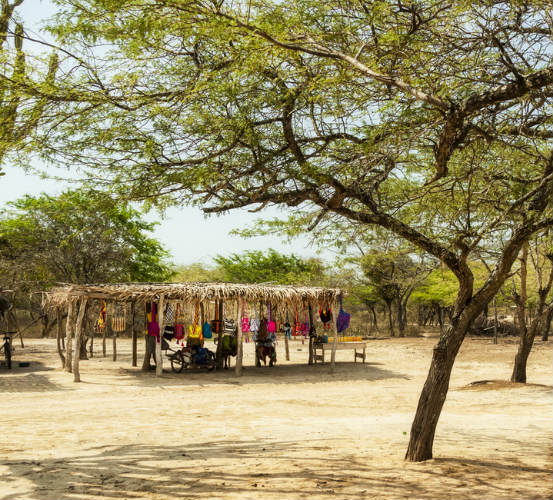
[0, 336, 551, 499]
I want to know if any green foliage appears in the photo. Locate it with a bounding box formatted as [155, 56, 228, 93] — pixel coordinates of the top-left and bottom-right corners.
[172, 263, 223, 283]
[213, 249, 325, 285]
[0, 189, 172, 287]
[410, 267, 459, 308]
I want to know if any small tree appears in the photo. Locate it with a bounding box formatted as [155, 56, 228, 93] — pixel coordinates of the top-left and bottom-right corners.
[214, 249, 325, 285]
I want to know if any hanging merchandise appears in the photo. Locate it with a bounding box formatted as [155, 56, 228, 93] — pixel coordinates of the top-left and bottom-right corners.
[174, 303, 185, 341]
[223, 318, 237, 336]
[211, 300, 222, 334]
[257, 314, 268, 341]
[267, 302, 276, 333]
[249, 307, 260, 336]
[147, 302, 161, 341]
[336, 295, 351, 333]
[202, 301, 213, 339]
[96, 300, 107, 333]
[188, 303, 203, 346]
[111, 302, 127, 332]
[319, 302, 333, 331]
[241, 299, 250, 333]
[293, 306, 301, 337]
[300, 301, 309, 335]
[284, 310, 292, 339]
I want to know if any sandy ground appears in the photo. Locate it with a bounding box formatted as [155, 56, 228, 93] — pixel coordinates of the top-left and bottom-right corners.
[0, 334, 551, 500]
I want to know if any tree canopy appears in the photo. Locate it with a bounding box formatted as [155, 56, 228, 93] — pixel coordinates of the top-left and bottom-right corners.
[9, 0, 553, 462]
[0, 189, 172, 287]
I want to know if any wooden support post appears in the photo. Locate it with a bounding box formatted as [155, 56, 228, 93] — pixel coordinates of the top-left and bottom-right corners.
[110, 303, 117, 361]
[10, 301, 24, 348]
[235, 299, 243, 376]
[103, 302, 113, 361]
[73, 298, 88, 383]
[284, 328, 290, 361]
[330, 299, 339, 372]
[64, 300, 75, 373]
[88, 302, 94, 358]
[102, 304, 107, 357]
[131, 302, 137, 367]
[215, 300, 224, 369]
[308, 302, 314, 365]
[155, 295, 165, 376]
[56, 307, 65, 367]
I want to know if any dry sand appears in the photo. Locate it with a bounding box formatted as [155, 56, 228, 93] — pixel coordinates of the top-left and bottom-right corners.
[0, 334, 551, 500]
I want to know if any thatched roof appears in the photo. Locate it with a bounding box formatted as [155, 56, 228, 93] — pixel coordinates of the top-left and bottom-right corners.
[43, 282, 345, 308]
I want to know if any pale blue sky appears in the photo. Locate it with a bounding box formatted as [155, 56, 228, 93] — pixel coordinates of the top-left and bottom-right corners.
[1, 0, 333, 266]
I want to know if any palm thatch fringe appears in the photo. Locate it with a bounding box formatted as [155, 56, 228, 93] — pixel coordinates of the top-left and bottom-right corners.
[43, 282, 344, 310]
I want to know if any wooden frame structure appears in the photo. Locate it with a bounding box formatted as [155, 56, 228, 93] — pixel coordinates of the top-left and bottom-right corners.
[43, 282, 345, 382]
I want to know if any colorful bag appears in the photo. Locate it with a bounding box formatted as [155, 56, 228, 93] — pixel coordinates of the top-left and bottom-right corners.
[241, 299, 250, 332]
[202, 321, 212, 339]
[267, 302, 276, 333]
[223, 318, 236, 336]
[211, 300, 222, 334]
[319, 305, 332, 324]
[188, 303, 203, 341]
[147, 302, 160, 341]
[336, 295, 351, 333]
[300, 302, 309, 334]
[293, 307, 301, 336]
[174, 303, 184, 340]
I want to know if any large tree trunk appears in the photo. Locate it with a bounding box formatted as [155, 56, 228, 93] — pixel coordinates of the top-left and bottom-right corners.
[542, 306, 553, 341]
[406, 304, 477, 461]
[512, 304, 553, 382]
[396, 299, 406, 337]
[512, 251, 553, 382]
[142, 334, 156, 370]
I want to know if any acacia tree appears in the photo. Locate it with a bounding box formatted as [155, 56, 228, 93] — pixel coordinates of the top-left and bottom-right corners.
[0, 0, 58, 172]
[30, 1, 553, 461]
[511, 231, 553, 382]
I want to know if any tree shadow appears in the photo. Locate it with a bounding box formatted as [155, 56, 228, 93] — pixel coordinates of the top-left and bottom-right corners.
[0, 371, 69, 393]
[118, 361, 410, 388]
[2, 440, 550, 500]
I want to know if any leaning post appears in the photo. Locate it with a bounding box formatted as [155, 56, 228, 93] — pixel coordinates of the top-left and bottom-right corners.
[64, 299, 75, 373]
[155, 295, 165, 376]
[330, 299, 339, 372]
[73, 298, 88, 382]
[131, 302, 138, 367]
[235, 298, 243, 376]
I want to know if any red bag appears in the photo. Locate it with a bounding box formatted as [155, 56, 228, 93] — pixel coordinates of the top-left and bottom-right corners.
[148, 302, 160, 341]
[174, 303, 184, 340]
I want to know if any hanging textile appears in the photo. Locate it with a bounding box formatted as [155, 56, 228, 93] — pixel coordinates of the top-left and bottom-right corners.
[111, 302, 126, 332]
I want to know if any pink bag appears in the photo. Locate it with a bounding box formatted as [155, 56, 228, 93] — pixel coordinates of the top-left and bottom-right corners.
[267, 302, 276, 333]
[241, 299, 250, 332]
[148, 303, 160, 341]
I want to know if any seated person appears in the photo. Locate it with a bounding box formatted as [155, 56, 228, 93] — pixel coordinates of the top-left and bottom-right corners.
[253, 318, 277, 366]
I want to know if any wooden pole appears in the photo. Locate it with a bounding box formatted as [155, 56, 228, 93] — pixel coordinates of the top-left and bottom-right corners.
[215, 299, 224, 369]
[102, 302, 107, 357]
[111, 302, 117, 362]
[155, 295, 165, 376]
[56, 307, 65, 367]
[235, 299, 243, 376]
[88, 301, 94, 358]
[10, 298, 23, 348]
[73, 298, 88, 383]
[64, 300, 75, 373]
[330, 299, 339, 372]
[131, 302, 137, 367]
[308, 302, 314, 365]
